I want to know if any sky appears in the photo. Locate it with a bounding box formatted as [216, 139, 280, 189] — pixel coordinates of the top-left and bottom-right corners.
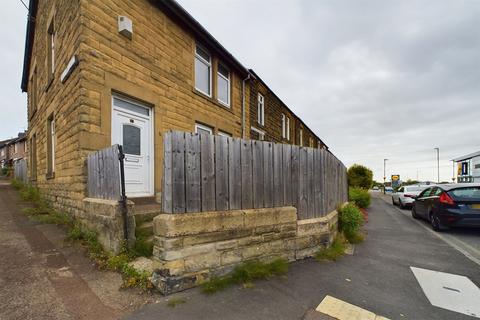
[1, 0, 479, 183]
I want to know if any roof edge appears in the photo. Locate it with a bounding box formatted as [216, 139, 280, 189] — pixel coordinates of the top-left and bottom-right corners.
[21, 0, 37, 92]
[248, 69, 328, 149]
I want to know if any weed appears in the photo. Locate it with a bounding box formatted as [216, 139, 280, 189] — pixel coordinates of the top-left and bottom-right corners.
[315, 235, 346, 261]
[10, 179, 24, 190]
[132, 236, 153, 257]
[345, 230, 364, 244]
[33, 212, 73, 226]
[19, 184, 41, 202]
[167, 298, 187, 308]
[201, 258, 288, 294]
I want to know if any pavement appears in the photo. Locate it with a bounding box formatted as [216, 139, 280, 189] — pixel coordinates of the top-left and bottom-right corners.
[0, 178, 155, 320]
[126, 192, 480, 320]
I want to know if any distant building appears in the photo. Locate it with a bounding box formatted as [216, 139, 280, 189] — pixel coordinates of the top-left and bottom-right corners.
[0, 132, 27, 169]
[453, 151, 480, 183]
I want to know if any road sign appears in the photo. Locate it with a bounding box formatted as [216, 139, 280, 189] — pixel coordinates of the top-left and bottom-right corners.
[391, 175, 400, 188]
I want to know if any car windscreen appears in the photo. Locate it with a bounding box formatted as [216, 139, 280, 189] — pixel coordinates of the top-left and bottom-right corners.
[449, 187, 480, 200]
[405, 186, 423, 192]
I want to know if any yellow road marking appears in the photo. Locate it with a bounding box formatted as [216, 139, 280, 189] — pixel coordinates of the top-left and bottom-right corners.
[316, 295, 390, 320]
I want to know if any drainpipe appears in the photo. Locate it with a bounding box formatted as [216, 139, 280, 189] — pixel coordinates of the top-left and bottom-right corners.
[242, 73, 251, 139]
[118, 145, 129, 243]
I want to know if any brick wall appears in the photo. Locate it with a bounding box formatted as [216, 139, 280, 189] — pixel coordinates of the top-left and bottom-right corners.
[249, 77, 326, 149]
[26, 0, 84, 214]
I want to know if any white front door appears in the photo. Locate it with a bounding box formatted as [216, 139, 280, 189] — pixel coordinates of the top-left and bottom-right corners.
[111, 95, 153, 197]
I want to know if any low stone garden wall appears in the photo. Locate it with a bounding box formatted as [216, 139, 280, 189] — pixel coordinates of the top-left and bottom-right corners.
[80, 198, 136, 254]
[150, 206, 338, 294]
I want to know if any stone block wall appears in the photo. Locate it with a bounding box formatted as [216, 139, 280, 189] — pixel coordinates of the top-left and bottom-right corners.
[151, 207, 338, 294]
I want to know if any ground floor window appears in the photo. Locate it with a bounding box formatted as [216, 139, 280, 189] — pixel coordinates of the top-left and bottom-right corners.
[195, 123, 213, 135]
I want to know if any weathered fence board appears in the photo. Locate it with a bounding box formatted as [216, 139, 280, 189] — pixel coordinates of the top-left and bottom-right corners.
[13, 159, 27, 184]
[87, 145, 122, 201]
[162, 131, 348, 219]
[201, 134, 215, 211]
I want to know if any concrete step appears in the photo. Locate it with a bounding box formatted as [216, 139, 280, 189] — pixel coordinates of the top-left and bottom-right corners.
[133, 203, 162, 225]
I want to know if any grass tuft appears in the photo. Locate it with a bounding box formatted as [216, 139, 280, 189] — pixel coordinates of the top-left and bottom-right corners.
[201, 258, 288, 294]
[315, 235, 346, 261]
[167, 297, 187, 308]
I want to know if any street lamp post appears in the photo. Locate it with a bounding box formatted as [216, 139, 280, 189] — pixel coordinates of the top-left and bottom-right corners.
[383, 158, 388, 194]
[434, 148, 440, 183]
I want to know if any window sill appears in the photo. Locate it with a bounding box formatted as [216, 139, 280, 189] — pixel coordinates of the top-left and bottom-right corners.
[46, 172, 55, 180]
[192, 89, 234, 114]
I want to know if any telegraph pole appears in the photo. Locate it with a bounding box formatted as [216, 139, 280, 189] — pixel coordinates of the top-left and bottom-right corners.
[383, 158, 388, 194]
[434, 148, 440, 183]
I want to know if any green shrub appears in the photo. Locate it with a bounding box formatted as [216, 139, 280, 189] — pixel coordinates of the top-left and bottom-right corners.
[338, 203, 364, 242]
[347, 164, 373, 189]
[11, 178, 24, 190]
[19, 184, 42, 203]
[349, 187, 371, 208]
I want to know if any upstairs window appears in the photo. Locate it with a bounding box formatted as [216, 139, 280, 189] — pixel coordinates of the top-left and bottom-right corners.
[195, 45, 211, 96]
[30, 134, 37, 180]
[47, 115, 56, 176]
[47, 19, 55, 83]
[257, 94, 265, 126]
[217, 63, 230, 106]
[30, 66, 37, 118]
[281, 114, 290, 140]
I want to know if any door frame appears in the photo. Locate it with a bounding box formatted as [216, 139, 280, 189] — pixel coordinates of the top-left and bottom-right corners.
[111, 93, 155, 198]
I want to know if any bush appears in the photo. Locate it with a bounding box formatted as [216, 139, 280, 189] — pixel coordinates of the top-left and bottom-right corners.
[338, 203, 364, 243]
[349, 187, 371, 208]
[347, 164, 373, 189]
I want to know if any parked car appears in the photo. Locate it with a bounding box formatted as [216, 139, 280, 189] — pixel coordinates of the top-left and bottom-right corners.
[411, 183, 480, 231]
[392, 185, 429, 209]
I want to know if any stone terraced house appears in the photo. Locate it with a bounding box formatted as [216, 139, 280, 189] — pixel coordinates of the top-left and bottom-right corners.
[21, 0, 328, 215]
[20, 1, 345, 293]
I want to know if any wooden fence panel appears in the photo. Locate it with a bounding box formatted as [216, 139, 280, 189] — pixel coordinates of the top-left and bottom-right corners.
[282, 144, 292, 205]
[215, 135, 229, 211]
[298, 147, 308, 219]
[273, 143, 283, 207]
[162, 131, 348, 219]
[263, 141, 274, 208]
[13, 159, 27, 184]
[87, 145, 121, 201]
[201, 134, 215, 211]
[228, 138, 242, 210]
[163, 132, 173, 213]
[185, 133, 201, 212]
[172, 131, 186, 213]
[252, 140, 264, 208]
[291, 146, 300, 209]
[241, 140, 253, 209]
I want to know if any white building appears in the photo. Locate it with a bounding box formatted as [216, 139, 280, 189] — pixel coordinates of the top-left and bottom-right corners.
[453, 151, 480, 183]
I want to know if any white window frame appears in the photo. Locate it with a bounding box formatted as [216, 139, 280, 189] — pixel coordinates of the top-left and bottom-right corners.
[195, 123, 213, 135]
[257, 93, 265, 126]
[14, 143, 18, 154]
[218, 130, 232, 137]
[217, 63, 230, 107]
[48, 19, 55, 78]
[251, 126, 265, 141]
[51, 118, 56, 172]
[195, 44, 212, 97]
[286, 117, 290, 141]
[299, 129, 303, 146]
[281, 113, 288, 139]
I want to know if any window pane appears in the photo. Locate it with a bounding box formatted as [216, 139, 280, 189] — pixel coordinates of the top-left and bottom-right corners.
[217, 75, 229, 105]
[195, 58, 210, 94]
[113, 98, 149, 116]
[218, 64, 229, 78]
[123, 125, 141, 155]
[196, 45, 210, 62]
[196, 127, 211, 135]
[450, 187, 480, 199]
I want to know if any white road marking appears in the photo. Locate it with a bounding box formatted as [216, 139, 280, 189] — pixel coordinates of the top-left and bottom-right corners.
[411, 267, 480, 318]
[316, 295, 390, 320]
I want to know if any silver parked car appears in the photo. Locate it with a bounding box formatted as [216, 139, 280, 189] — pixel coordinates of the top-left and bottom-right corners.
[392, 185, 430, 209]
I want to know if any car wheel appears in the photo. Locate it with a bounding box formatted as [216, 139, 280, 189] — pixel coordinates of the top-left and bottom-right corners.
[430, 213, 441, 231]
[392, 198, 396, 206]
[412, 207, 419, 219]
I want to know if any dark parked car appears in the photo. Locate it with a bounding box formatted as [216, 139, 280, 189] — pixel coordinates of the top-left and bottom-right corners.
[411, 183, 480, 231]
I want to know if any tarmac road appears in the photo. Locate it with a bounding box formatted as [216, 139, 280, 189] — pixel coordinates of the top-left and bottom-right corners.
[126, 193, 480, 320]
